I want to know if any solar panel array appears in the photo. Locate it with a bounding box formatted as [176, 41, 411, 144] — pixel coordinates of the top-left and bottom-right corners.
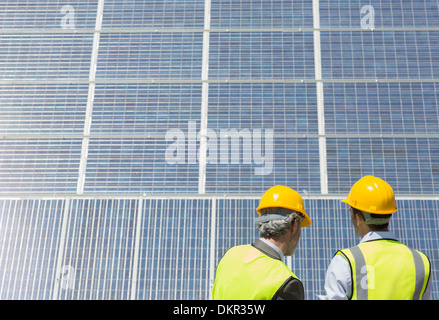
[0, 0, 437, 300]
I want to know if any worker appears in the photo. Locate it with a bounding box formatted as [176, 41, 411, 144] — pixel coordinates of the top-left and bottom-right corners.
[212, 185, 311, 300]
[321, 175, 432, 300]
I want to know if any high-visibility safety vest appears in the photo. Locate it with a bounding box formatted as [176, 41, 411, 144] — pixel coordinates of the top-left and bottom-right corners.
[337, 239, 431, 300]
[212, 244, 299, 300]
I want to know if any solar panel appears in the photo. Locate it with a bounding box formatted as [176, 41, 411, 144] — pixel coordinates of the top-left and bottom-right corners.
[0, 140, 82, 194]
[55, 198, 137, 300]
[321, 31, 439, 79]
[0, 0, 437, 300]
[324, 82, 439, 134]
[205, 137, 321, 193]
[326, 138, 439, 194]
[0, 199, 65, 299]
[84, 139, 200, 193]
[0, 1, 98, 29]
[91, 84, 202, 135]
[319, 0, 439, 28]
[96, 33, 203, 80]
[0, 85, 88, 135]
[1, 198, 437, 300]
[208, 83, 318, 133]
[0, 34, 94, 80]
[209, 32, 315, 80]
[102, 0, 205, 29]
[135, 198, 211, 300]
[210, 0, 313, 29]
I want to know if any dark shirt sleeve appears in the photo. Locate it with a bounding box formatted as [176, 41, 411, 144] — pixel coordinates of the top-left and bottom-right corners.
[272, 277, 305, 300]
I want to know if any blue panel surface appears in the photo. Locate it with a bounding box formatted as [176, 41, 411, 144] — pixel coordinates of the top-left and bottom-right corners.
[326, 138, 439, 194]
[102, 0, 205, 29]
[0, 199, 65, 299]
[208, 83, 318, 134]
[84, 139, 199, 193]
[96, 33, 203, 80]
[0, 0, 98, 29]
[324, 82, 439, 134]
[319, 0, 439, 28]
[0, 34, 94, 80]
[210, 0, 313, 29]
[135, 199, 211, 299]
[0, 198, 437, 300]
[91, 84, 202, 135]
[56, 199, 137, 299]
[321, 31, 439, 79]
[0, 140, 82, 194]
[205, 138, 321, 194]
[209, 32, 315, 80]
[0, 85, 88, 135]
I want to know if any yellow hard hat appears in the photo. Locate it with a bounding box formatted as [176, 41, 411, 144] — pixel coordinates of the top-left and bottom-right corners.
[256, 185, 312, 227]
[342, 175, 397, 214]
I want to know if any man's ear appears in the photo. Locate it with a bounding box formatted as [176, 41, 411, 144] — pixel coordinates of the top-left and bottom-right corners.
[291, 217, 300, 232]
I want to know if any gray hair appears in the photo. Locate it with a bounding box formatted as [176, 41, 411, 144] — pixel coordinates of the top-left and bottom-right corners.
[256, 208, 303, 238]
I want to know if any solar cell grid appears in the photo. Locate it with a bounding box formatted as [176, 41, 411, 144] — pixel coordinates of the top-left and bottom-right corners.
[209, 32, 315, 80]
[324, 82, 439, 134]
[205, 138, 321, 194]
[96, 33, 203, 80]
[321, 31, 439, 79]
[0, 34, 94, 80]
[0, 197, 437, 300]
[136, 198, 211, 299]
[326, 138, 439, 194]
[0, 85, 88, 135]
[210, 0, 313, 29]
[55, 199, 137, 299]
[84, 139, 199, 193]
[208, 83, 318, 133]
[91, 84, 202, 134]
[0, 1, 98, 29]
[319, 0, 439, 28]
[0, 199, 64, 299]
[0, 140, 82, 194]
[102, 0, 205, 29]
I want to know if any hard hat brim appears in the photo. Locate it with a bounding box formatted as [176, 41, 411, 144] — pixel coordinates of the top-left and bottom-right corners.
[341, 198, 397, 214]
[300, 212, 312, 227]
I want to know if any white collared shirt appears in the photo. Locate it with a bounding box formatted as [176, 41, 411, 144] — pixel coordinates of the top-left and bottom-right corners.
[319, 231, 432, 300]
[259, 238, 286, 264]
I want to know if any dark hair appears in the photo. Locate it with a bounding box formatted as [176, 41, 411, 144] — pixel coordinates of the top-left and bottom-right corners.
[351, 207, 391, 231]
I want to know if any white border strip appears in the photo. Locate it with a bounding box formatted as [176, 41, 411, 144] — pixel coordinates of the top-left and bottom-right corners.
[130, 197, 143, 300]
[51, 198, 70, 300]
[198, 0, 211, 194]
[76, 0, 105, 195]
[1, 194, 438, 201]
[3, 26, 439, 35]
[313, 0, 328, 194]
[208, 197, 216, 299]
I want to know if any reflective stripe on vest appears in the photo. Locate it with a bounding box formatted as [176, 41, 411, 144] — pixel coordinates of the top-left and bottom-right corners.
[337, 240, 431, 300]
[212, 244, 298, 300]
